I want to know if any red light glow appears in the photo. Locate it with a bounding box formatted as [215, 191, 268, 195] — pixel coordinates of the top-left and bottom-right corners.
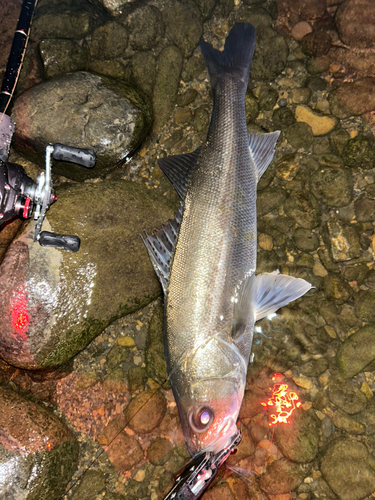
[261, 375, 301, 426]
[10, 288, 30, 338]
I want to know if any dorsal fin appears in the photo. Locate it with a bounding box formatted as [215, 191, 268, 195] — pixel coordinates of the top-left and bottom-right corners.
[158, 147, 201, 199]
[142, 203, 183, 295]
[248, 130, 280, 182]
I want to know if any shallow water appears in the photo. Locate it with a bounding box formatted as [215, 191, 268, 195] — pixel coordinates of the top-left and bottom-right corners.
[1, 0, 375, 500]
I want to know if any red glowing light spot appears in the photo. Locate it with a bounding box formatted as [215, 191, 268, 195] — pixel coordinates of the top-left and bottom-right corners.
[261, 377, 301, 426]
[47, 442, 51, 451]
[10, 288, 30, 338]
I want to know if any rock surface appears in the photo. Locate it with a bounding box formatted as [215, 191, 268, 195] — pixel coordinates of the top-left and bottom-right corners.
[0, 180, 174, 369]
[0, 385, 78, 500]
[12, 72, 152, 181]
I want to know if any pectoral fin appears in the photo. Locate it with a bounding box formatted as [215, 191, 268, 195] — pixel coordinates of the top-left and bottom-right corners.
[254, 271, 312, 322]
[158, 147, 201, 199]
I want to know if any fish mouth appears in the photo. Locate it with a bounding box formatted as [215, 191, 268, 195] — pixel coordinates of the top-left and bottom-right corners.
[188, 414, 239, 457]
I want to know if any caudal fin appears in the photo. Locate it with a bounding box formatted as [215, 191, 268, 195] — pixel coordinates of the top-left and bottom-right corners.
[199, 23, 256, 91]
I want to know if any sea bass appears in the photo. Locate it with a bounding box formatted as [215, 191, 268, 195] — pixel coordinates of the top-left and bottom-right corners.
[143, 23, 311, 458]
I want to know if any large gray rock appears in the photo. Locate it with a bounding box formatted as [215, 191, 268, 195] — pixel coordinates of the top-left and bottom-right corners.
[12, 72, 152, 181]
[0, 180, 174, 369]
[0, 385, 78, 500]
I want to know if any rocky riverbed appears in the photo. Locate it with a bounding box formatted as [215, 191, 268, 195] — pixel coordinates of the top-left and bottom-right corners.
[1, 0, 375, 499]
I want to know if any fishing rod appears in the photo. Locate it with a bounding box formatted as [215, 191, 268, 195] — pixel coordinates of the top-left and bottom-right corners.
[0, 0, 96, 252]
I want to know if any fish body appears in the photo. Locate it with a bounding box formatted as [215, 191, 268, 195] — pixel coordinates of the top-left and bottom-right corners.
[143, 24, 311, 457]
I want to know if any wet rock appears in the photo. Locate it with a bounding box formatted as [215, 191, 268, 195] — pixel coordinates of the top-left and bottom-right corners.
[300, 358, 328, 377]
[257, 187, 287, 216]
[306, 75, 327, 92]
[195, 0, 218, 20]
[128, 366, 147, 393]
[295, 105, 336, 136]
[127, 5, 165, 51]
[204, 482, 235, 500]
[276, 0, 327, 21]
[309, 167, 352, 207]
[301, 30, 332, 57]
[99, 0, 134, 17]
[293, 228, 319, 252]
[147, 437, 173, 465]
[274, 410, 320, 463]
[323, 274, 352, 301]
[328, 378, 367, 414]
[337, 325, 375, 378]
[104, 421, 143, 473]
[12, 72, 152, 181]
[177, 89, 198, 107]
[0, 180, 174, 369]
[124, 390, 167, 434]
[162, 0, 203, 57]
[355, 196, 375, 222]
[90, 21, 128, 60]
[321, 439, 375, 500]
[317, 153, 343, 168]
[328, 78, 375, 117]
[275, 152, 299, 181]
[32, 0, 107, 39]
[285, 122, 314, 149]
[251, 27, 289, 81]
[70, 470, 106, 500]
[39, 39, 88, 78]
[193, 107, 210, 135]
[355, 290, 375, 322]
[284, 190, 321, 229]
[131, 51, 157, 98]
[259, 458, 305, 494]
[325, 218, 361, 261]
[291, 21, 313, 41]
[182, 53, 206, 82]
[332, 410, 366, 434]
[146, 303, 169, 387]
[336, 0, 375, 49]
[272, 107, 296, 130]
[153, 45, 183, 131]
[343, 135, 375, 171]
[258, 86, 279, 111]
[291, 87, 312, 104]
[0, 385, 78, 500]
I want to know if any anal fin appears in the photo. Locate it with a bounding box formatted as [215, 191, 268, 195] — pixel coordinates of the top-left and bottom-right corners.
[248, 130, 280, 182]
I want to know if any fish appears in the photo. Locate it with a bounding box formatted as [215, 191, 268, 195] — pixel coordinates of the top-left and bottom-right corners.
[143, 23, 312, 458]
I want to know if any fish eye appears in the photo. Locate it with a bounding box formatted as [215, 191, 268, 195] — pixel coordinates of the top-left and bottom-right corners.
[189, 406, 214, 433]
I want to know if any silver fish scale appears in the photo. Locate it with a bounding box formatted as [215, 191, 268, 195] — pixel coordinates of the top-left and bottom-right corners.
[166, 74, 257, 381]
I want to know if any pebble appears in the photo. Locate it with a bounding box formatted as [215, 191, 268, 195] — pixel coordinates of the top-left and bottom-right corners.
[117, 336, 135, 347]
[295, 105, 337, 136]
[291, 22, 313, 41]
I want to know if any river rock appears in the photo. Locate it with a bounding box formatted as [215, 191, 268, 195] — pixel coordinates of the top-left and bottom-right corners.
[89, 21, 129, 60]
[39, 39, 88, 78]
[259, 458, 305, 494]
[309, 167, 352, 207]
[284, 190, 321, 229]
[355, 196, 375, 222]
[162, 0, 203, 57]
[274, 410, 319, 463]
[0, 385, 78, 500]
[328, 78, 375, 118]
[321, 439, 375, 500]
[343, 135, 375, 171]
[335, 0, 375, 49]
[124, 390, 167, 434]
[325, 218, 360, 261]
[0, 180, 174, 369]
[32, 0, 107, 40]
[12, 71, 152, 181]
[127, 4, 165, 51]
[146, 303, 169, 387]
[295, 105, 336, 136]
[337, 325, 375, 378]
[328, 377, 367, 414]
[152, 45, 183, 131]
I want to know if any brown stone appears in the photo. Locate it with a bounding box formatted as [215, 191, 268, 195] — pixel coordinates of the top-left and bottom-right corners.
[124, 390, 167, 434]
[336, 0, 375, 49]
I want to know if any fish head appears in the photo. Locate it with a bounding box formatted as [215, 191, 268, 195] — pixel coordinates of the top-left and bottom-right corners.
[176, 374, 245, 457]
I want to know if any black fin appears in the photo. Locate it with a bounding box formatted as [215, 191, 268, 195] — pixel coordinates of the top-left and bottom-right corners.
[248, 130, 280, 182]
[142, 203, 183, 295]
[199, 23, 256, 91]
[158, 147, 201, 199]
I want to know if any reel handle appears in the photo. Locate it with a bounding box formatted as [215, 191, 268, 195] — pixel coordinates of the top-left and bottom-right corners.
[52, 143, 96, 169]
[38, 231, 80, 252]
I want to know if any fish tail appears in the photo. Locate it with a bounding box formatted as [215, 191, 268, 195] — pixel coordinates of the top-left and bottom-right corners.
[199, 23, 256, 93]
